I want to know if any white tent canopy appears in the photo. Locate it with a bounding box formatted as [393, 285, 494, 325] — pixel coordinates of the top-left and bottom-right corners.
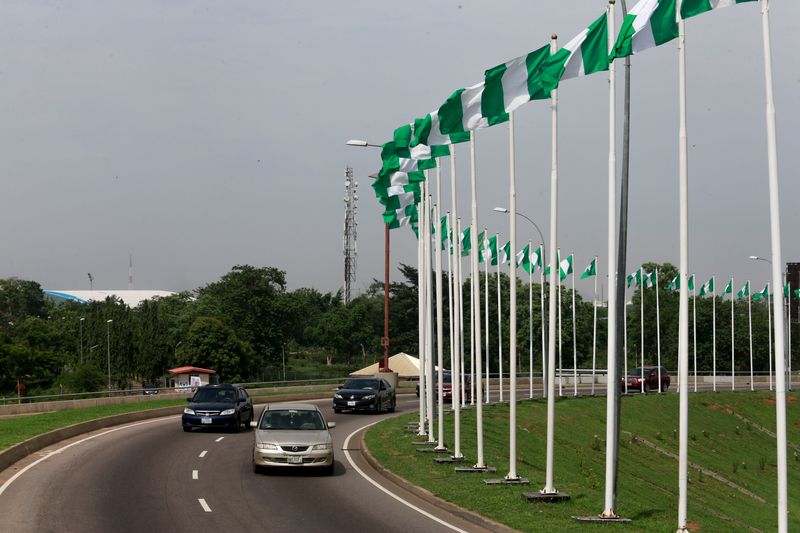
[350, 352, 426, 379]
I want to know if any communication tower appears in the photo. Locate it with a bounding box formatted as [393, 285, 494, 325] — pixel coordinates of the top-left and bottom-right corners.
[343, 167, 358, 303]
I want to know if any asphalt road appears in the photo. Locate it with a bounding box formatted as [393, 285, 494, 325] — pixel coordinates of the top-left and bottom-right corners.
[0, 395, 492, 533]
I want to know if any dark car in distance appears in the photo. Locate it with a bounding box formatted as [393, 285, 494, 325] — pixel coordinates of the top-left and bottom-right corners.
[333, 377, 395, 413]
[182, 384, 254, 432]
[621, 366, 670, 393]
[142, 383, 159, 395]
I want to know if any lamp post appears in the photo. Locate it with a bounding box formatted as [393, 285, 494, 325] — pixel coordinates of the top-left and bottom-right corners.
[347, 138, 390, 372]
[106, 320, 113, 391]
[79, 317, 85, 365]
[493, 207, 546, 262]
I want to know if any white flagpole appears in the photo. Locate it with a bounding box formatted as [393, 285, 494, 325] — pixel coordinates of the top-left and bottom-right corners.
[448, 215, 454, 385]
[469, 134, 486, 468]
[640, 266, 645, 394]
[761, 2, 789, 525]
[712, 277, 717, 392]
[418, 204, 426, 436]
[458, 219, 468, 409]
[497, 233, 504, 404]
[731, 278, 736, 391]
[624, 285, 628, 395]
[529, 241, 534, 399]
[506, 110, 519, 480]
[470, 254, 475, 406]
[558, 248, 563, 397]
[693, 280, 697, 392]
[450, 154, 464, 459]
[601, 0, 619, 516]
[788, 281, 792, 391]
[656, 268, 663, 392]
[748, 282, 754, 392]
[434, 166, 446, 451]
[542, 33, 560, 495]
[768, 285, 773, 391]
[592, 257, 598, 396]
[425, 187, 435, 443]
[484, 233, 490, 404]
[676, 3, 691, 528]
[541, 247, 547, 398]
[572, 253, 578, 397]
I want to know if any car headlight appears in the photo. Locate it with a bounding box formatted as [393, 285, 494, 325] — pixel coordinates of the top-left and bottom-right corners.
[184, 408, 195, 415]
[256, 443, 279, 450]
[334, 393, 343, 399]
[363, 394, 376, 400]
[312, 443, 332, 450]
[220, 408, 236, 415]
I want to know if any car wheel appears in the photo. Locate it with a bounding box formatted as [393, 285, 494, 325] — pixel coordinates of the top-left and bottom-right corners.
[322, 462, 334, 476]
[333, 408, 341, 414]
[388, 396, 396, 412]
[661, 382, 669, 392]
[183, 426, 192, 432]
[643, 382, 650, 394]
[253, 463, 263, 475]
[235, 415, 243, 433]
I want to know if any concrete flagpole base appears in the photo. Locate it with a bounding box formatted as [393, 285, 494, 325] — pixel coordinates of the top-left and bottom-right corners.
[434, 456, 468, 464]
[417, 447, 451, 454]
[412, 440, 437, 446]
[455, 466, 497, 473]
[483, 477, 530, 485]
[572, 515, 631, 524]
[523, 491, 571, 503]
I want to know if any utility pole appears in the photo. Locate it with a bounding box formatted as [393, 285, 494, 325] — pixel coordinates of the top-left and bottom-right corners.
[343, 167, 358, 304]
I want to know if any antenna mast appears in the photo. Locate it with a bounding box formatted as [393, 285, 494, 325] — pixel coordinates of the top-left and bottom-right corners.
[343, 167, 358, 304]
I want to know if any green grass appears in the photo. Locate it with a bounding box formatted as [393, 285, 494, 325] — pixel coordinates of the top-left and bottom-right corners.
[365, 391, 799, 532]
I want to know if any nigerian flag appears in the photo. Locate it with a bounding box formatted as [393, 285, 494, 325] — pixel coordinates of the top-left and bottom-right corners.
[518, 244, 531, 273]
[478, 231, 492, 263]
[668, 274, 680, 291]
[460, 227, 471, 257]
[611, 0, 678, 59]
[627, 270, 642, 288]
[681, 0, 756, 20]
[688, 274, 695, 291]
[784, 284, 791, 298]
[699, 277, 715, 296]
[497, 241, 511, 266]
[580, 257, 597, 279]
[752, 284, 769, 302]
[643, 270, 656, 288]
[794, 289, 800, 299]
[559, 254, 573, 281]
[540, 12, 609, 93]
[530, 245, 543, 272]
[737, 281, 750, 300]
[438, 45, 551, 135]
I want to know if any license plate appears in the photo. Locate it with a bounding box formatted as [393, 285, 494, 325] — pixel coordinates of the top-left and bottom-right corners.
[287, 456, 302, 464]
[201, 417, 212, 424]
[347, 401, 356, 406]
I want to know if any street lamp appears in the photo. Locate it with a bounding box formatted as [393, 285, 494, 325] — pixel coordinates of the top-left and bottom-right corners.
[749, 255, 772, 265]
[106, 320, 113, 391]
[79, 318, 85, 365]
[346, 138, 391, 372]
[493, 207, 546, 261]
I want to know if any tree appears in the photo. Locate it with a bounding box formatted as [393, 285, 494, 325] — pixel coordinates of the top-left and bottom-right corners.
[180, 316, 249, 382]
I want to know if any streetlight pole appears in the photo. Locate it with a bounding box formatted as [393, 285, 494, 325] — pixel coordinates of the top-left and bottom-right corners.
[79, 317, 85, 365]
[106, 320, 113, 391]
[493, 207, 546, 264]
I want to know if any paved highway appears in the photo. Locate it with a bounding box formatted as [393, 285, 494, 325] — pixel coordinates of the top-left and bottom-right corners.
[0, 395, 493, 533]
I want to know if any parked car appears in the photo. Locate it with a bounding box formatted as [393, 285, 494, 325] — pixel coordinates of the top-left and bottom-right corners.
[142, 383, 159, 395]
[415, 371, 472, 401]
[252, 403, 335, 475]
[182, 384, 253, 432]
[621, 366, 670, 393]
[333, 377, 396, 413]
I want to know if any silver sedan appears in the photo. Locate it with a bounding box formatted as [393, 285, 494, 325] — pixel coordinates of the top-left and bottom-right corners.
[252, 403, 336, 475]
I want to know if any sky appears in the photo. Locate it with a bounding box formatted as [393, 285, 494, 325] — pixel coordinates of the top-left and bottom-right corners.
[1, 0, 798, 300]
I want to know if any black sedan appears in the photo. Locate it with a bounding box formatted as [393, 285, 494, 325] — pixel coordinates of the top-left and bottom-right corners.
[182, 384, 254, 432]
[333, 377, 396, 414]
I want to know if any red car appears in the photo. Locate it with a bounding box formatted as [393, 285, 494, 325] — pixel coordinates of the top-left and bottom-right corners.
[621, 366, 670, 393]
[416, 372, 472, 401]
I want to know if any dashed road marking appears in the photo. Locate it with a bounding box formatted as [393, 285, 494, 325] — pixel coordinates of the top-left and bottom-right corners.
[198, 498, 212, 512]
[192, 470, 198, 480]
[215, 437, 224, 442]
[199, 450, 208, 458]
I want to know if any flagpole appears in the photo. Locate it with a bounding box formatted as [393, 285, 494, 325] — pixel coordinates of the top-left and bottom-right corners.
[446, 213, 458, 444]
[656, 268, 663, 392]
[542, 33, 560, 496]
[624, 287, 628, 395]
[601, 0, 620, 517]
[484, 232, 490, 404]
[458, 219, 468, 409]
[788, 281, 792, 392]
[529, 241, 534, 399]
[712, 276, 717, 392]
[450, 154, 464, 460]
[418, 203, 426, 436]
[571, 253, 578, 397]
[541, 248, 547, 399]
[471, 256, 475, 406]
[731, 278, 736, 391]
[592, 257, 598, 396]
[761, 1, 788, 524]
[748, 281, 754, 392]
[768, 285, 773, 391]
[434, 165, 446, 451]
[497, 233, 504, 404]
[425, 185, 435, 443]
[469, 134, 486, 469]
[640, 266, 645, 394]
[692, 281, 697, 393]
[506, 110, 519, 480]
[676, 2, 691, 528]
[558, 248, 563, 397]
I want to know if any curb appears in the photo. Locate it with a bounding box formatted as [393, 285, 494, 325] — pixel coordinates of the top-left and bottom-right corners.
[359, 431, 520, 533]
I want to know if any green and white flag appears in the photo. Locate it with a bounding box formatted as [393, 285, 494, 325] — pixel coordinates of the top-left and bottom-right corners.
[460, 227, 471, 257]
[737, 280, 750, 300]
[611, 0, 678, 59]
[699, 277, 715, 296]
[643, 270, 656, 288]
[580, 257, 597, 279]
[794, 289, 800, 299]
[721, 278, 733, 297]
[559, 254, 573, 281]
[627, 270, 642, 288]
[752, 284, 769, 302]
[478, 231, 492, 263]
[518, 243, 531, 273]
[539, 12, 609, 93]
[667, 274, 680, 291]
[438, 45, 551, 135]
[680, 0, 756, 20]
[784, 284, 791, 299]
[530, 245, 543, 272]
[688, 275, 695, 292]
[497, 241, 511, 266]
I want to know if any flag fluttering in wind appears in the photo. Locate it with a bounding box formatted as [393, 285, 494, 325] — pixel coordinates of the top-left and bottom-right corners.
[530, 245, 543, 272]
[752, 284, 770, 302]
[721, 278, 733, 298]
[611, 0, 678, 59]
[680, 0, 756, 20]
[737, 281, 750, 300]
[627, 270, 641, 288]
[668, 274, 680, 291]
[699, 277, 715, 297]
[460, 227, 471, 257]
[539, 12, 609, 93]
[518, 244, 531, 272]
[498, 241, 511, 266]
[688, 275, 695, 291]
[580, 257, 597, 279]
[478, 232, 495, 264]
[644, 271, 657, 288]
[559, 254, 573, 281]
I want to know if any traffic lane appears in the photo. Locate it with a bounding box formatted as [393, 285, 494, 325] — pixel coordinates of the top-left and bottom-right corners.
[0, 395, 472, 533]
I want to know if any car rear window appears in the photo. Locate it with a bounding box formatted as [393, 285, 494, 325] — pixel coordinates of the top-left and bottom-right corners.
[343, 379, 378, 390]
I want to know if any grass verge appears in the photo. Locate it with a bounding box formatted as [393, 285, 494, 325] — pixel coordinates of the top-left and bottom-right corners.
[365, 391, 798, 532]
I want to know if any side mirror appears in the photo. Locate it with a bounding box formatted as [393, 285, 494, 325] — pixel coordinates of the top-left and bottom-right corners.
[186, 397, 192, 402]
[250, 421, 258, 428]
[327, 421, 336, 429]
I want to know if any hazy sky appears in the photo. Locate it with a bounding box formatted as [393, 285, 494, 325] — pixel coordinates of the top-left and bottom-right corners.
[1, 1, 797, 300]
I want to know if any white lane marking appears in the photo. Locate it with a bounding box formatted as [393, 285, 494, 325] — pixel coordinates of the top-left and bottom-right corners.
[215, 437, 224, 442]
[199, 450, 208, 458]
[198, 498, 212, 512]
[343, 421, 467, 533]
[192, 470, 198, 480]
[0, 416, 177, 497]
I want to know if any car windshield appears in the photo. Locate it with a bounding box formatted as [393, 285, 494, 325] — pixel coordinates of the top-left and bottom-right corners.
[342, 379, 378, 390]
[260, 409, 326, 430]
[629, 368, 648, 377]
[192, 388, 236, 403]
